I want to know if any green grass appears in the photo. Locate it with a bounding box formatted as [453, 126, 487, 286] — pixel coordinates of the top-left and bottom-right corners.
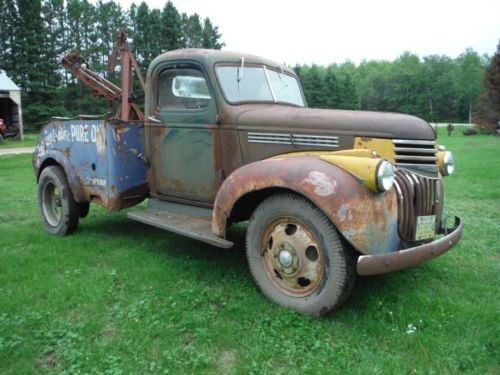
[1, 131, 499, 374]
[0, 133, 38, 149]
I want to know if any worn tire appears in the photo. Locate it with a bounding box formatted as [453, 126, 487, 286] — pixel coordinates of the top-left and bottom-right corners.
[38, 166, 79, 235]
[246, 193, 356, 317]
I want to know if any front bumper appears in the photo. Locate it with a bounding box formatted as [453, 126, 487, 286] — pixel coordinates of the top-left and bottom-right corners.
[357, 216, 463, 276]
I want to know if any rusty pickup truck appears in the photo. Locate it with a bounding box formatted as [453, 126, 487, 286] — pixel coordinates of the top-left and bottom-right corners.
[33, 45, 462, 316]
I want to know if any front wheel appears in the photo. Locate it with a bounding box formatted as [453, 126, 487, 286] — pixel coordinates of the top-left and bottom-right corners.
[246, 194, 356, 316]
[38, 166, 79, 235]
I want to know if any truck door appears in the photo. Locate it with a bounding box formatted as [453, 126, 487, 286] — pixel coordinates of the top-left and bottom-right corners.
[149, 63, 222, 203]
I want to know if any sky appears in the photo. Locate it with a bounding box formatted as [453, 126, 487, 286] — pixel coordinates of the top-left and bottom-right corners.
[114, 0, 499, 66]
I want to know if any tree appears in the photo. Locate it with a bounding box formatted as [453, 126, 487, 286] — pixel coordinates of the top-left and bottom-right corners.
[16, 0, 52, 126]
[0, 0, 19, 75]
[338, 73, 359, 110]
[422, 55, 457, 122]
[301, 65, 326, 108]
[474, 40, 500, 132]
[202, 18, 224, 49]
[161, 1, 183, 51]
[385, 52, 425, 116]
[357, 60, 392, 112]
[455, 48, 485, 123]
[323, 66, 341, 109]
[182, 13, 203, 48]
[133, 2, 151, 66]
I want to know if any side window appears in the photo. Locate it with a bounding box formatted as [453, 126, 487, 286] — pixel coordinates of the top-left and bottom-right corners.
[158, 67, 211, 110]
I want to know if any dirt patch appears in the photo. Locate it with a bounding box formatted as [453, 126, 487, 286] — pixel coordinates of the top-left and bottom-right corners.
[35, 352, 58, 370]
[219, 350, 236, 375]
[0, 147, 35, 156]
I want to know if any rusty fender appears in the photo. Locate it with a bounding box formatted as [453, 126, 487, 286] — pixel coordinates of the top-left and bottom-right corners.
[212, 155, 399, 255]
[33, 148, 87, 203]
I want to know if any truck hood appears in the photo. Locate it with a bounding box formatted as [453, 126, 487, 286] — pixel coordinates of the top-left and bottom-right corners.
[225, 105, 435, 140]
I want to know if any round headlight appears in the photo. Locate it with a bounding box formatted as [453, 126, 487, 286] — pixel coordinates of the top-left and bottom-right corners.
[376, 160, 395, 192]
[443, 151, 455, 176]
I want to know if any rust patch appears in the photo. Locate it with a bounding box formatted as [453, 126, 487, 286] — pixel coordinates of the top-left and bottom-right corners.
[213, 155, 399, 255]
[211, 126, 223, 174]
[96, 125, 106, 160]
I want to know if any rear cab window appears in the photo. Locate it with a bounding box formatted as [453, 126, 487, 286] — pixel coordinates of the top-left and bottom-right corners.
[158, 67, 212, 110]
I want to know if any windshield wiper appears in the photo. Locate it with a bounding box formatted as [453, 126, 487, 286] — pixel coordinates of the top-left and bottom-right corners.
[278, 64, 285, 79]
[237, 57, 244, 92]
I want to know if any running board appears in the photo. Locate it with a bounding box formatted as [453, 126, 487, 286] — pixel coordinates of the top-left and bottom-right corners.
[127, 208, 233, 249]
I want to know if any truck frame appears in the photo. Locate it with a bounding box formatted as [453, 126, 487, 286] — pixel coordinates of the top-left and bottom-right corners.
[33, 32, 462, 316]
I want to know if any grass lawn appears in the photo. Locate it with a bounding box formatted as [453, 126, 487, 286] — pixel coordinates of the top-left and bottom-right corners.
[0, 129, 498, 374]
[0, 133, 38, 149]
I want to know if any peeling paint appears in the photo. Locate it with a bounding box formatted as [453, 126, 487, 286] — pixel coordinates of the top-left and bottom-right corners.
[338, 203, 353, 222]
[304, 171, 336, 196]
[33, 119, 147, 211]
[342, 229, 358, 239]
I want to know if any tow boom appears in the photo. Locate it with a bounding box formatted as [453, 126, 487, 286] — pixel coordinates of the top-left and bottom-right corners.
[62, 30, 145, 121]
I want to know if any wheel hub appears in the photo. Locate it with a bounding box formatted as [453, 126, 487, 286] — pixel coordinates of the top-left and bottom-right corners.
[42, 182, 62, 227]
[278, 249, 293, 268]
[261, 218, 325, 297]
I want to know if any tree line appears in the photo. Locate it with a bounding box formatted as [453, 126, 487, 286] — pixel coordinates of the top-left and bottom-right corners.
[0, 0, 495, 130]
[295, 48, 492, 124]
[0, 0, 223, 129]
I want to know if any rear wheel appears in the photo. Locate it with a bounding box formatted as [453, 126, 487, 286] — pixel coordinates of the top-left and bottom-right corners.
[246, 194, 356, 316]
[38, 166, 79, 235]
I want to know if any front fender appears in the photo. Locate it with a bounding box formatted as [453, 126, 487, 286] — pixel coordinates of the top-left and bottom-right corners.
[213, 155, 399, 255]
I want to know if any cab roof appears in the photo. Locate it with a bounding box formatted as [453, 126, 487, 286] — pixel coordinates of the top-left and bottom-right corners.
[148, 48, 296, 76]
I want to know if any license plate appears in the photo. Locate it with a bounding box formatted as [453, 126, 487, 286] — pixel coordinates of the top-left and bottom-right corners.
[415, 215, 436, 240]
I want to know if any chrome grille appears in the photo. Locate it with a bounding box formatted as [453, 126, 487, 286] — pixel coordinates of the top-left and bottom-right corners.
[248, 132, 339, 148]
[394, 170, 438, 242]
[393, 139, 438, 178]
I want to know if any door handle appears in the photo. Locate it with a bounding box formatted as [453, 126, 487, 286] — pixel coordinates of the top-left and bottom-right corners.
[148, 115, 162, 124]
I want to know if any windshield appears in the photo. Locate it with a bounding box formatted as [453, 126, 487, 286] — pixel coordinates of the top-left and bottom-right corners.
[216, 65, 305, 106]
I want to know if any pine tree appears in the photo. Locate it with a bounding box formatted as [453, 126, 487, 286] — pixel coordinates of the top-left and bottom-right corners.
[161, 1, 183, 51]
[182, 13, 203, 48]
[40, 0, 68, 118]
[323, 66, 341, 109]
[338, 73, 359, 110]
[202, 18, 224, 49]
[0, 0, 19, 76]
[133, 2, 151, 67]
[302, 65, 326, 108]
[16, 0, 49, 127]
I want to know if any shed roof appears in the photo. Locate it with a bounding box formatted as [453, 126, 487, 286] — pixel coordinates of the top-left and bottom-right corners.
[0, 70, 20, 91]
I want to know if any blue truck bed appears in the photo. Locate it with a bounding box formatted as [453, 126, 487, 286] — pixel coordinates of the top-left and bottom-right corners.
[33, 119, 148, 210]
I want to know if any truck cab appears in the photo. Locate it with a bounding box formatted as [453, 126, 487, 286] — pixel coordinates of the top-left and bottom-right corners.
[33, 48, 462, 316]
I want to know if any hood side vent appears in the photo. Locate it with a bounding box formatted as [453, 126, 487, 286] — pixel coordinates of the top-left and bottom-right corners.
[248, 132, 338, 148]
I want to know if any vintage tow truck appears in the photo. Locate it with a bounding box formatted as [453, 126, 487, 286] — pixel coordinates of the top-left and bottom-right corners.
[33, 32, 462, 316]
